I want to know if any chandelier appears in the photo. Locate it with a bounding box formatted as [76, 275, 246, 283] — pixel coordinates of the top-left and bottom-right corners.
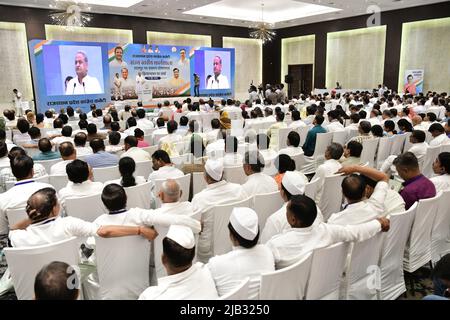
[249, 2, 276, 44]
[49, 1, 93, 30]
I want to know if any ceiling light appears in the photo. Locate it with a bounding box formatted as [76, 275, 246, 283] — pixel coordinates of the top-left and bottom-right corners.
[74, 0, 144, 8]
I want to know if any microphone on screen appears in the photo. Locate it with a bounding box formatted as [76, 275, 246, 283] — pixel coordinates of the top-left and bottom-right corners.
[72, 82, 76, 94]
[82, 82, 86, 94]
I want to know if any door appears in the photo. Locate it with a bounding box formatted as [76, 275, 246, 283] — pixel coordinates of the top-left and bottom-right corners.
[288, 64, 313, 98]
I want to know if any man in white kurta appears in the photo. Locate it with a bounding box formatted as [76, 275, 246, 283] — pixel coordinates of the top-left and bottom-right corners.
[120, 136, 151, 162]
[65, 52, 102, 95]
[241, 151, 278, 197]
[430, 152, 450, 192]
[50, 142, 76, 175]
[191, 159, 249, 262]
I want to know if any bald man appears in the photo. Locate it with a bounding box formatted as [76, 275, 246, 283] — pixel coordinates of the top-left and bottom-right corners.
[154, 179, 194, 216]
[412, 115, 429, 131]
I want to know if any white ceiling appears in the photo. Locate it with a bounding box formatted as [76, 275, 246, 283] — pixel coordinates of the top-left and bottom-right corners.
[0, 0, 446, 29]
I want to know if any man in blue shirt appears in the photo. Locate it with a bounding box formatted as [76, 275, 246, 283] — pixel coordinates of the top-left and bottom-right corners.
[85, 138, 119, 168]
[32, 138, 60, 161]
[303, 115, 327, 157]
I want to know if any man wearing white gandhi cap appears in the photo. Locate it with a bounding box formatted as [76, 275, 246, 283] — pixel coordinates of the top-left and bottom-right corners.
[139, 225, 219, 300]
[261, 170, 324, 243]
[192, 159, 248, 263]
[207, 208, 275, 299]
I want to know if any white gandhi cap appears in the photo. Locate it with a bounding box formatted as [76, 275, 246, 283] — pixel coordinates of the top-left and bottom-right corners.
[166, 225, 195, 249]
[282, 171, 309, 195]
[205, 158, 224, 181]
[229, 207, 259, 241]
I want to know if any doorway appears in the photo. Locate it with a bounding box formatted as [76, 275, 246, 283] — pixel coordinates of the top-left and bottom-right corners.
[287, 64, 313, 98]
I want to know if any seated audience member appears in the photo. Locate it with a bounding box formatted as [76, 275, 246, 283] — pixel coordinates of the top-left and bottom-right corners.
[429, 123, 449, 147]
[34, 261, 80, 300]
[176, 116, 189, 137]
[311, 143, 343, 203]
[207, 208, 275, 299]
[148, 150, 184, 188]
[13, 118, 31, 146]
[0, 155, 53, 235]
[134, 128, 149, 148]
[326, 110, 344, 133]
[340, 140, 363, 167]
[72, 119, 88, 136]
[110, 121, 127, 140]
[158, 120, 182, 151]
[265, 194, 390, 269]
[52, 126, 74, 147]
[85, 138, 119, 168]
[58, 159, 104, 209]
[0, 141, 9, 167]
[370, 124, 384, 138]
[431, 152, 450, 192]
[279, 131, 304, 158]
[139, 225, 218, 300]
[302, 115, 327, 157]
[27, 126, 41, 147]
[274, 154, 296, 189]
[203, 119, 221, 146]
[393, 152, 436, 209]
[345, 113, 360, 138]
[398, 118, 413, 134]
[242, 151, 278, 197]
[121, 136, 151, 162]
[74, 132, 92, 157]
[105, 131, 123, 154]
[223, 136, 243, 168]
[423, 254, 450, 300]
[104, 156, 146, 187]
[32, 138, 60, 161]
[349, 121, 373, 144]
[191, 159, 248, 262]
[267, 112, 287, 150]
[50, 142, 76, 175]
[383, 120, 396, 136]
[124, 117, 139, 136]
[289, 110, 306, 129]
[136, 108, 154, 130]
[86, 123, 106, 142]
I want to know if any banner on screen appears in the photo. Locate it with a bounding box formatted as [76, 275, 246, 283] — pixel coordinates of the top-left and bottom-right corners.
[29, 40, 235, 113]
[403, 69, 424, 95]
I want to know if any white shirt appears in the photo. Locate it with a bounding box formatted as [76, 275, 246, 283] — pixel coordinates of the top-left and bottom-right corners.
[311, 159, 342, 203]
[204, 129, 220, 145]
[12, 132, 31, 145]
[206, 74, 229, 89]
[120, 147, 151, 162]
[58, 180, 104, 208]
[279, 146, 304, 158]
[104, 176, 147, 186]
[383, 189, 406, 216]
[266, 220, 381, 269]
[289, 120, 307, 130]
[326, 120, 345, 133]
[408, 142, 428, 165]
[158, 133, 183, 149]
[192, 180, 248, 262]
[66, 75, 102, 95]
[50, 159, 73, 175]
[223, 153, 243, 168]
[242, 172, 278, 197]
[0, 180, 54, 235]
[328, 181, 388, 225]
[431, 174, 450, 193]
[139, 262, 218, 300]
[429, 134, 449, 147]
[207, 245, 275, 299]
[148, 165, 184, 190]
[136, 118, 155, 130]
[52, 136, 74, 147]
[75, 146, 93, 157]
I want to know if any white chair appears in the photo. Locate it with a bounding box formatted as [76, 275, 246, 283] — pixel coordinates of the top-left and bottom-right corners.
[49, 175, 69, 192]
[134, 160, 153, 178]
[6, 207, 28, 229]
[4, 237, 80, 300]
[192, 172, 207, 197]
[332, 131, 347, 146]
[153, 174, 190, 208]
[389, 134, 406, 156]
[318, 174, 344, 222]
[425, 131, 433, 143]
[251, 191, 284, 230]
[301, 132, 333, 174]
[291, 153, 306, 172]
[346, 129, 359, 142]
[125, 182, 152, 210]
[92, 166, 120, 183]
[404, 192, 441, 273]
[65, 193, 105, 222]
[379, 204, 417, 300]
[152, 133, 168, 146]
[431, 190, 450, 264]
[35, 158, 62, 173]
[5, 175, 50, 191]
[422, 145, 442, 178]
[219, 277, 250, 300]
[223, 166, 248, 185]
[95, 235, 151, 300]
[304, 178, 320, 200]
[143, 135, 153, 146]
[153, 225, 170, 279]
[360, 138, 379, 168]
[277, 127, 293, 151]
[402, 132, 412, 153]
[171, 153, 192, 170]
[305, 242, 349, 300]
[297, 126, 309, 147]
[376, 137, 391, 169]
[345, 233, 383, 300]
[259, 253, 312, 300]
[141, 145, 157, 156]
[441, 143, 450, 153]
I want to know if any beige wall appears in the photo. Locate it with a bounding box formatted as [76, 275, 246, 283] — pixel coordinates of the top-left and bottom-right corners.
[223, 37, 262, 101]
[147, 31, 211, 47]
[326, 26, 386, 90]
[45, 25, 132, 43]
[281, 35, 315, 87]
[398, 17, 450, 93]
[0, 22, 33, 113]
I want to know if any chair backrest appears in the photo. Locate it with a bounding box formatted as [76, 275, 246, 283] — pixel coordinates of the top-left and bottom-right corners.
[134, 160, 153, 178]
[431, 190, 450, 264]
[441, 143, 450, 153]
[4, 237, 80, 300]
[125, 182, 152, 210]
[346, 129, 359, 142]
[5, 175, 50, 191]
[292, 153, 306, 172]
[153, 132, 168, 145]
[141, 145, 158, 157]
[35, 159, 62, 173]
[171, 153, 192, 170]
[312, 132, 333, 159]
[219, 277, 250, 300]
[360, 138, 380, 168]
[260, 253, 312, 300]
[192, 172, 207, 197]
[143, 134, 153, 146]
[305, 242, 349, 300]
[297, 126, 309, 147]
[376, 137, 391, 169]
[422, 145, 442, 178]
[223, 166, 248, 185]
[318, 174, 344, 221]
[252, 191, 285, 230]
[425, 131, 433, 143]
[92, 166, 120, 183]
[95, 235, 151, 300]
[65, 193, 105, 222]
[332, 131, 347, 146]
[404, 192, 441, 273]
[277, 127, 293, 151]
[345, 233, 383, 300]
[6, 207, 28, 229]
[49, 175, 69, 192]
[389, 134, 406, 156]
[402, 132, 412, 153]
[153, 174, 190, 208]
[209, 197, 252, 256]
[304, 178, 320, 200]
[379, 204, 417, 300]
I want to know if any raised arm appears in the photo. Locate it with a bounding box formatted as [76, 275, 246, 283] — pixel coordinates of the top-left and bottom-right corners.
[337, 165, 388, 182]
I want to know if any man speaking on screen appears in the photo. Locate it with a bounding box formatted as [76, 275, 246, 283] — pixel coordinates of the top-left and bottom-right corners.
[206, 55, 229, 89]
[65, 51, 102, 95]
